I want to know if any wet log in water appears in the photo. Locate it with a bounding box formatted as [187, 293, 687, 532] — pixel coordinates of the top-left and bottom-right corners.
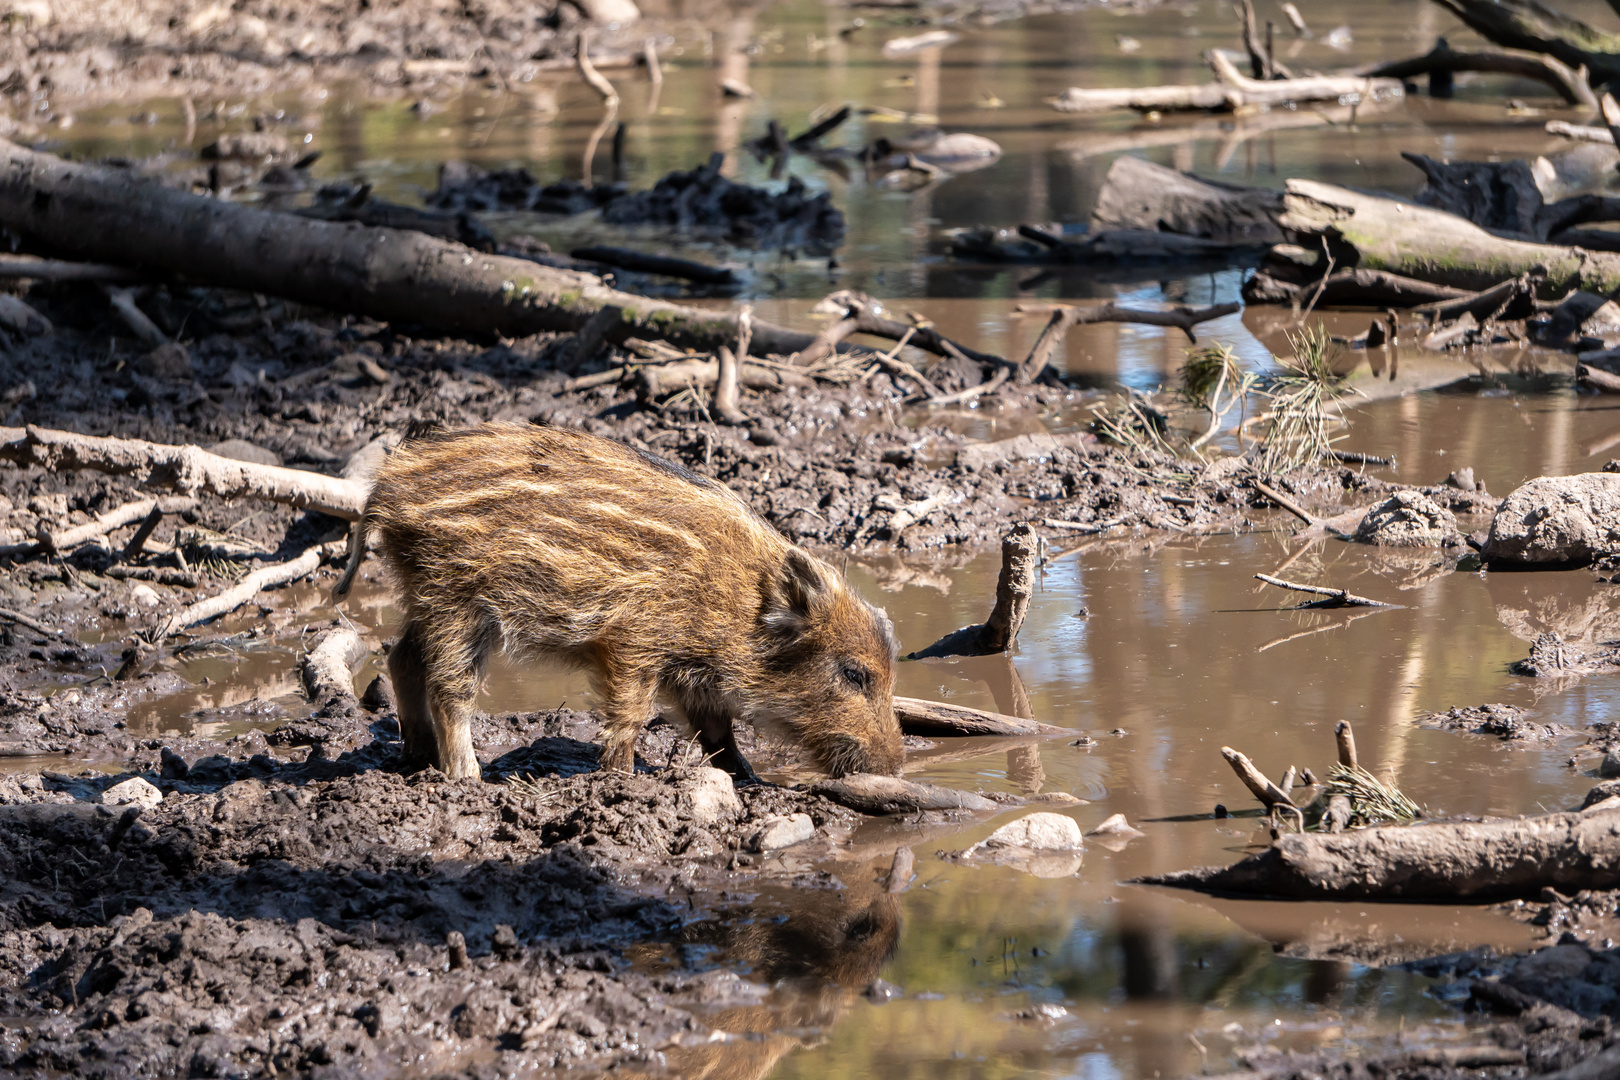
[1279, 179, 1620, 295]
[1140, 805, 1620, 901]
[893, 697, 1068, 737]
[813, 774, 998, 814]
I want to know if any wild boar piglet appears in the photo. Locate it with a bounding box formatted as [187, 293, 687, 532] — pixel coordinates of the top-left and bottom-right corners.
[335, 421, 902, 783]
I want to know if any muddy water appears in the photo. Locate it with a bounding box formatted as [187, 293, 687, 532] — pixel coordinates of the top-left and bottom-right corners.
[37, 0, 1620, 1074]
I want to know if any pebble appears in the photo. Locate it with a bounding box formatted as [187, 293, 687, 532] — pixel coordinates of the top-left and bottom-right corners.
[748, 813, 815, 852]
[101, 775, 162, 809]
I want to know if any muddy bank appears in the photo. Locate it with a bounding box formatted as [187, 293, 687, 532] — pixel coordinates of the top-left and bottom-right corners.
[0, 691, 941, 1078]
[0, 0, 693, 118]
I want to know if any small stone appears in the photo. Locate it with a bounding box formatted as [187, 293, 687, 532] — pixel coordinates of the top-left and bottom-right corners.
[491, 924, 519, 960]
[360, 675, 395, 714]
[101, 776, 162, 809]
[977, 812, 1084, 852]
[1213, 804, 1228, 818]
[748, 813, 815, 852]
[129, 583, 161, 608]
[680, 767, 742, 825]
[1085, 813, 1145, 839]
[1602, 751, 1620, 779]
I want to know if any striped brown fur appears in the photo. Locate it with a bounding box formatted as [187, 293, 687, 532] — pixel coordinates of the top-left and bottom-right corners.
[336, 421, 901, 782]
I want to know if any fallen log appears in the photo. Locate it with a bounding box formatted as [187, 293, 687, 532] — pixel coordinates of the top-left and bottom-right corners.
[0, 606, 73, 641]
[893, 696, 1067, 737]
[1051, 49, 1402, 114]
[1278, 179, 1620, 296]
[0, 425, 366, 521]
[1220, 746, 1295, 809]
[635, 357, 814, 396]
[813, 774, 998, 814]
[905, 524, 1038, 658]
[1139, 805, 1620, 901]
[1359, 38, 1598, 107]
[0, 140, 824, 359]
[1090, 156, 1287, 245]
[570, 245, 738, 286]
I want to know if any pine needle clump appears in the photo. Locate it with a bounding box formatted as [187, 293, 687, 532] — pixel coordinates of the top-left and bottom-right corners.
[1320, 763, 1422, 827]
[1254, 323, 1350, 474]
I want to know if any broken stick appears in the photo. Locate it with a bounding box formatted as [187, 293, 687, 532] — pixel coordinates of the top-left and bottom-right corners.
[905, 524, 1038, 658]
[1255, 573, 1393, 608]
[153, 542, 342, 643]
[38, 495, 197, 553]
[1334, 719, 1358, 769]
[1220, 746, 1295, 809]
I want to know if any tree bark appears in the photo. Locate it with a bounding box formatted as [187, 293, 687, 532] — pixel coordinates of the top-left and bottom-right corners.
[1139, 806, 1620, 901]
[0, 140, 820, 358]
[1278, 179, 1620, 295]
[1089, 156, 1287, 245]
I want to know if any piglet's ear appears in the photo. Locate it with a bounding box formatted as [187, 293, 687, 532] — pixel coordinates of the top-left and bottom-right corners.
[764, 550, 831, 635]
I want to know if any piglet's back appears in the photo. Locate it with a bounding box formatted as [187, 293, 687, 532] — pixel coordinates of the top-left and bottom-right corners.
[363, 423, 785, 640]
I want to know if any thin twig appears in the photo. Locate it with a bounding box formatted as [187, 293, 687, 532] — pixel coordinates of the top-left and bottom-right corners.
[1254, 573, 1394, 608]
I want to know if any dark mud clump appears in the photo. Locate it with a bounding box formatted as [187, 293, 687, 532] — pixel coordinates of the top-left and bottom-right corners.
[0, 701, 878, 1079]
[430, 153, 847, 254]
[1510, 632, 1620, 679]
[1418, 703, 1564, 743]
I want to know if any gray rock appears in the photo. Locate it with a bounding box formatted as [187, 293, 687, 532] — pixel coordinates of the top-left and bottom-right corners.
[1582, 779, 1620, 808]
[1602, 752, 1620, 779]
[101, 776, 162, 809]
[748, 813, 815, 852]
[1483, 473, 1620, 563]
[1352, 490, 1463, 548]
[679, 767, 741, 825]
[974, 812, 1084, 852]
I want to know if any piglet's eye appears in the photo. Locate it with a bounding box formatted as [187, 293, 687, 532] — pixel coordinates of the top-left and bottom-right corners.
[840, 664, 869, 692]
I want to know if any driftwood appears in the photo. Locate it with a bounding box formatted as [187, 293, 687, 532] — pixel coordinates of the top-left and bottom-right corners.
[153, 542, 342, 643]
[1140, 805, 1620, 901]
[0, 140, 827, 359]
[1052, 49, 1402, 114]
[906, 525, 1038, 658]
[1404, 152, 1620, 244]
[894, 696, 1067, 738]
[813, 774, 997, 815]
[1359, 38, 1598, 108]
[0, 426, 366, 521]
[300, 627, 366, 702]
[0, 606, 73, 641]
[1335, 719, 1358, 769]
[1278, 179, 1620, 296]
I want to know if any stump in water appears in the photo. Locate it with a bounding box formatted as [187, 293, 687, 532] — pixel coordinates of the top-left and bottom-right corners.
[905, 524, 1038, 658]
